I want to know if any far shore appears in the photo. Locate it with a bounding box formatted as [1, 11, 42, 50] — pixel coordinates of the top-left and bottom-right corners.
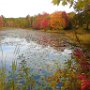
[0, 27, 90, 49]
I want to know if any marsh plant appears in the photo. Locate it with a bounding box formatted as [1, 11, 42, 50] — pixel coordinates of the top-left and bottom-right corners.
[7, 60, 18, 90]
[0, 59, 35, 90]
[18, 59, 36, 90]
[0, 48, 90, 90]
[0, 61, 7, 90]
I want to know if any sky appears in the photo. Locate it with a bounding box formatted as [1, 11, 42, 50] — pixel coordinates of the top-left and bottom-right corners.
[0, 0, 74, 18]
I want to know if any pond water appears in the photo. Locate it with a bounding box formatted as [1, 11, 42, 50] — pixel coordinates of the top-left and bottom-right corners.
[0, 29, 72, 76]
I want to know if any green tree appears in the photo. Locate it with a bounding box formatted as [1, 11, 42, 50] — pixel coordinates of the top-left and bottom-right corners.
[83, 5, 90, 30]
[52, 0, 90, 11]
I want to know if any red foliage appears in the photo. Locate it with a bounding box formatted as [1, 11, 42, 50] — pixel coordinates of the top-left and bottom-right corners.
[81, 80, 90, 90]
[32, 11, 70, 30]
[78, 74, 90, 90]
[74, 48, 90, 90]
[73, 48, 84, 59]
[80, 60, 90, 70]
[73, 48, 90, 71]
[78, 74, 87, 80]
[32, 13, 50, 30]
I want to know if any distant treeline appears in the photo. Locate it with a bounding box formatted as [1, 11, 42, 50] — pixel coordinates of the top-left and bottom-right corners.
[0, 10, 90, 30]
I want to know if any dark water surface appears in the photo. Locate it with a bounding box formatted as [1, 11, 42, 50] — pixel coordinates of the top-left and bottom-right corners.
[0, 29, 72, 75]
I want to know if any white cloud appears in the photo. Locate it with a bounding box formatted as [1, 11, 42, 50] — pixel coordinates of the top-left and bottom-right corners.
[0, 0, 74, 17]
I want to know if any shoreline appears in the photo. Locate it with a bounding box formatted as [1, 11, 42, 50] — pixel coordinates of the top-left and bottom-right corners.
[0, 27, 90, 48]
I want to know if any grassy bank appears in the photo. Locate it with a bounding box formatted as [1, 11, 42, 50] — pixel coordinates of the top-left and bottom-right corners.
[46, 29, 90, 44]
[62, 29, 90, 49]
[63, 29, 90, 43]
[39, 29, 90, 49]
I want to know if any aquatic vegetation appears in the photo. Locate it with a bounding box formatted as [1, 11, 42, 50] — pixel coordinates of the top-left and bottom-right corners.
[0, 47, 90, 90]
[0, 30, 90, 90]
[0, 61, 7, 90]
[48, 48, 90, 90]
[7, 60, 18, 90]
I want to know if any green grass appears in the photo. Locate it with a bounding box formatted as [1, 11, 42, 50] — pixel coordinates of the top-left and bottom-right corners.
[40, 28, 90, 49]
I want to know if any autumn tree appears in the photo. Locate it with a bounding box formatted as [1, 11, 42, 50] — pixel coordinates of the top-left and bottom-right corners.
[52, 0, 90, 30]
[40, 13, 50, 30]
[32, 14, 42, 29]
[50, 11, 69, 30]
[0, 15, 4, 27]
[32, 13, 50, 30]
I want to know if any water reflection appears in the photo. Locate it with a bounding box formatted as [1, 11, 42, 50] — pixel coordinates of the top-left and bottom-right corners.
[0, 29, 72, 76]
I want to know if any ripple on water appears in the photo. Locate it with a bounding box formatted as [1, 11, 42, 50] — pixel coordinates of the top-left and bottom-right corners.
[0, 36, 72, 76]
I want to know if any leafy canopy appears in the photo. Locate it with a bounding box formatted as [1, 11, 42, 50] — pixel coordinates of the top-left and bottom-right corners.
[52, 0, 90, 11]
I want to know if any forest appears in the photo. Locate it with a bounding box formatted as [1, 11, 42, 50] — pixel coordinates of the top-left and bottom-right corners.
[0, 5, 90, 30]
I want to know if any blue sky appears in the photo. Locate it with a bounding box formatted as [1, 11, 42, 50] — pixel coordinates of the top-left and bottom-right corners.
[0, 0, 74, 17]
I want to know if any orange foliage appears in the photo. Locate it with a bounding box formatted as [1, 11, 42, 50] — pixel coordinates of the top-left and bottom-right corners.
[50, 11, 69, 30]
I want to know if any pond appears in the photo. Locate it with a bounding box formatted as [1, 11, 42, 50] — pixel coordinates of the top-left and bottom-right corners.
[0, 29, 72, 75]
[0, 29, 72, 89]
